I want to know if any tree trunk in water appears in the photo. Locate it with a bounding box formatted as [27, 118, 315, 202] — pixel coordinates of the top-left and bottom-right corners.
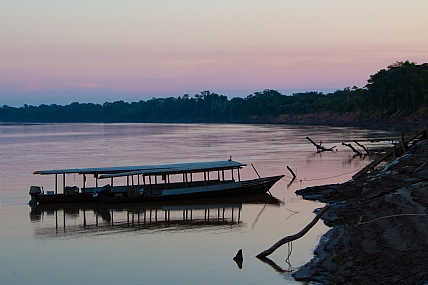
[256, 205, 329, 258]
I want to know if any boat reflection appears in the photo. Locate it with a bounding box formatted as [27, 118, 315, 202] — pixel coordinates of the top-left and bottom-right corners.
[29, 194, 282, 238]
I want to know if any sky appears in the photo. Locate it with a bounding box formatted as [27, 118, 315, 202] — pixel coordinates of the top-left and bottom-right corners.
[3, 0, 428, 107]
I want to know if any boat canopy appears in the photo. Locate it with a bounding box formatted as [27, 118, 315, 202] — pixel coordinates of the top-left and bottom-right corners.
[34, 161, 246, 177]
[98, 161, 246, 179]
[34, 165, 153, 175]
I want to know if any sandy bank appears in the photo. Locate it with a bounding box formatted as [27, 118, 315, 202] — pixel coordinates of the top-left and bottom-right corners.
[293, 139, 428, 284]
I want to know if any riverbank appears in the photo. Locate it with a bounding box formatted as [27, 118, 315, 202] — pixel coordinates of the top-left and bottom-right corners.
[247, 110, 428, 131]
[3, 103, 428, 132]
[293, 136, 428, 284]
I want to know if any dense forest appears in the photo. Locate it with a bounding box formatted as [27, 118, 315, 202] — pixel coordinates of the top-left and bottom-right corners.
[2, 61, 428, 128]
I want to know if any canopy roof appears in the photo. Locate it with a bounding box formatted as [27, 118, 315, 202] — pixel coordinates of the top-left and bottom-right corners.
[98, 161, 246, 179]
[34, 161, 246, 177]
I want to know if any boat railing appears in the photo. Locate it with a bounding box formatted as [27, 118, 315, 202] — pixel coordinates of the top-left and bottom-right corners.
[48, 177, 240, 198]
[76, 179, 237, 197]
[139, 179, 235, 192]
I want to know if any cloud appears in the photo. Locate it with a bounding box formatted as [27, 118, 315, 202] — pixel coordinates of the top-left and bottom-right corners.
[78, 82, 98, 89]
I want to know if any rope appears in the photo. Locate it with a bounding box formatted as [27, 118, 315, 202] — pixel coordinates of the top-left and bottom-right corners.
[281, 169, 358, 184]
[301, 169, 358, 181]
[356, 213, 428, 226]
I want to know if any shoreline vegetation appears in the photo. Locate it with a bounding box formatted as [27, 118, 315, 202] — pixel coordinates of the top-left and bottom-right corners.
[2, 61, 428, 131]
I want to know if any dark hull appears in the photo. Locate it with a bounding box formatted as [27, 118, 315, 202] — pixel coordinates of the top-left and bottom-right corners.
[35, 193, 99, 204]
[32, 193, 282, 213]
[35, 175, 284, 205]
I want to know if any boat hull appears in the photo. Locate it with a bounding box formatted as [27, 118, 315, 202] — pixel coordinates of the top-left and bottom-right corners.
[34, 175, 284, 205]
[104, 175, 284, 204]
[35, 193, 99, 204]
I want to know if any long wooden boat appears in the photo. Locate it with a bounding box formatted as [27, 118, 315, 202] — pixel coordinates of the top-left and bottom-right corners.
[29, 160, 284, 205]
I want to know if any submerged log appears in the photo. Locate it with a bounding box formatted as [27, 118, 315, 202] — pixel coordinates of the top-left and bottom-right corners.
[306, 137, 337, 152]
[256, 205, 329, 258]
[342, 142, 362, 156]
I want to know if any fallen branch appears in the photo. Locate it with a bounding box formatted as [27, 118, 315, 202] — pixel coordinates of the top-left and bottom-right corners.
[354, 140, 370, 155]
[306, 137, 336, 152]
[256, 205, 329, 258]
[287, 166, 296, 179]
[342, 142, 362, 156]
[286, 166, 296, 188]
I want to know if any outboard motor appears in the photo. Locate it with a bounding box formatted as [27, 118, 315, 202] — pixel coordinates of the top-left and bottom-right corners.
[29, 186, 42, 205]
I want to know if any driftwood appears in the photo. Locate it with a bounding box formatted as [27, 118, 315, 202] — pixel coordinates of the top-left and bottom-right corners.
[306, 137, 336, 152]
[342, 142, 362, 156]
[353, 123, 428, 180]
[286, 166, 296, 179]
[256, 205, 330, 258]
[354, 140, 370, 155]
[286, 166, 296, 188]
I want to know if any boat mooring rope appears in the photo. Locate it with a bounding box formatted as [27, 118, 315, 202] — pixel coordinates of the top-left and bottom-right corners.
[281, 169, 358, 184]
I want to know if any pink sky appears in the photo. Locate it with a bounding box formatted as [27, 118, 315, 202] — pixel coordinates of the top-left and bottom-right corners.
[3, 1, 428, 106]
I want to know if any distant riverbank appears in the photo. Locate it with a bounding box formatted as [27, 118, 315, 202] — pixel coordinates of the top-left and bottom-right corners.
[2, 113, 427, 133]
[244, 110, 428, 131]
[2, 62, 428, 128]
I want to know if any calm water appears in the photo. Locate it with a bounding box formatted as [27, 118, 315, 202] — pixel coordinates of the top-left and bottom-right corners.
[1, 123, 398, 285]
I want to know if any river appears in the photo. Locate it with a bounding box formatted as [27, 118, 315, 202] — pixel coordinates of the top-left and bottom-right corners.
[1, 123, 398, 285]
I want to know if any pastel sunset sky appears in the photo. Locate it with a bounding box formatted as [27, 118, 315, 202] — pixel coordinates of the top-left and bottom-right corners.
[3, 0, 428, 106]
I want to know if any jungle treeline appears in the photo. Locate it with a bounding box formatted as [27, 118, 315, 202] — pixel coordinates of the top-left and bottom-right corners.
[2, 61, 428, 125]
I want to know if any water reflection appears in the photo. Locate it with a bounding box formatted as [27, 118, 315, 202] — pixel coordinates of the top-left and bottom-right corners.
[258, 241, 295, 279]
[258, 256, 294, 278]
[29, 194, 282, 238]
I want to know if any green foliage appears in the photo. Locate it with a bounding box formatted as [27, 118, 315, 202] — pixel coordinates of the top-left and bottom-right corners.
[365, 61, 428, 114]
[2, 62, 427, 123]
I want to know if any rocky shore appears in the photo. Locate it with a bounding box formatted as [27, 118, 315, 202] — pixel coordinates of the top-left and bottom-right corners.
[293, 138, 428, 284]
